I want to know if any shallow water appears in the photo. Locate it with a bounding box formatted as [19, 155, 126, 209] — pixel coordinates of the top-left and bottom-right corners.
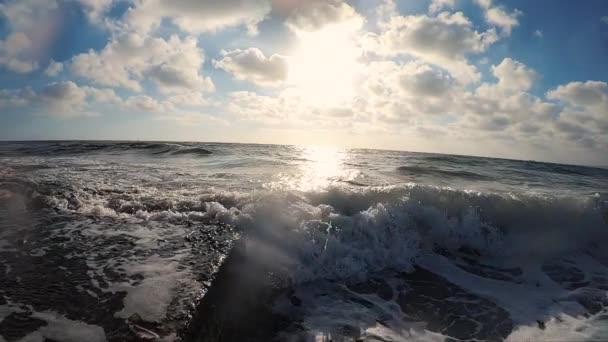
[1, 141, 607, 341]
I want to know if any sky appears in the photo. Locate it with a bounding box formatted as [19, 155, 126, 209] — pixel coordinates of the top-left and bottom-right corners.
[0, 0, 607, 166]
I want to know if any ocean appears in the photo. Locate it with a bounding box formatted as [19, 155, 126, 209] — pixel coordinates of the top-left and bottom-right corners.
[1, 141, 607, 342]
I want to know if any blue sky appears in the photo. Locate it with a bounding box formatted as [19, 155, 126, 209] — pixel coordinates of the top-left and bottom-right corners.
[0, 0, 607, 165]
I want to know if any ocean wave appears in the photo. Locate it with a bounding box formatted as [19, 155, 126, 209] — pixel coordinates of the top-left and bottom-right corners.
[0, 141, 214, 158]
[170, 147, 213, 156]
[396, 165, 493, 181]
[3, 178, 606, 284]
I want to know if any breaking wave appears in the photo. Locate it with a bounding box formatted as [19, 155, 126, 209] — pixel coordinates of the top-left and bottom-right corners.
[3, 175, 607, 284]
[0, 141, 214, 157]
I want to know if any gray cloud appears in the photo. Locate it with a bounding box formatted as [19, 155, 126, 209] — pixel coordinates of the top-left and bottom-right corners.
[213, 48, 288, 86]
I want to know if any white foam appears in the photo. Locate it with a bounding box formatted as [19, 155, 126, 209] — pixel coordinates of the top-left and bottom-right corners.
[114, 257, 188, 322]
[17, 311, 106, 342]
[507, 312, 608, 342]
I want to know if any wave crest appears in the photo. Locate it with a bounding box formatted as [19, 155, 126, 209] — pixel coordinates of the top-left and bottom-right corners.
[4, 179, 606, 283]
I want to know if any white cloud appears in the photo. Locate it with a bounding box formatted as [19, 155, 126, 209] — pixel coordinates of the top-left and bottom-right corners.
[376, 12, 498, 82]
[0, 0, 62, 73]
[0, 32, 38, 72]
[476, 0, 521, 35]
[37, 81, 122, 118]
[547, 81, 608, 143]
[126, 95, 167, 113]
[534, 29, 543, 38]
[429, 0, 455, 14]
[45, 60, 64, 77]
[380, 12, 495, 58]
[70, 34, 214, 93]
[0, 81, 122, 118]
[166, 92, 209, 107]
[75, 0, 113, 23]
[123, 0, 271, 34]
[213, 48, 288, 87]
[491, 58, 537, 92]
[548, 81, 608, 109]
[285, 0, 364, 33]
[601, 16, 608, 25]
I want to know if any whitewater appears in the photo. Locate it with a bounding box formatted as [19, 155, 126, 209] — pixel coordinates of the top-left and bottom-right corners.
[0, 141, 607, 341]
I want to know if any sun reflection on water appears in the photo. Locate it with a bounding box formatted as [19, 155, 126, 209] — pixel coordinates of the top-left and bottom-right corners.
[266, 145, 358, 192]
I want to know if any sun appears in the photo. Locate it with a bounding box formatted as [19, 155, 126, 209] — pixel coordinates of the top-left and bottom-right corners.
[287, 23, 363, 108]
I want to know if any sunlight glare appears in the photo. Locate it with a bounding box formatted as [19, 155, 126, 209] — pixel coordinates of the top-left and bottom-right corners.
[288, 23, 363, 108]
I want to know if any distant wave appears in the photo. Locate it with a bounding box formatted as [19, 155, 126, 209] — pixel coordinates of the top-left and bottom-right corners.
[397, 165, 492, 181]
[0, 142, 213, 157]
[171, 147, 213, 156]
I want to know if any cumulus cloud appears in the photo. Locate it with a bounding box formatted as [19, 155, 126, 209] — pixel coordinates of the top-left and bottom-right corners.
[227, 90, 358, 129]
[213, 48, 288, 86]
[491, 58, 537, 92]
[285, 0, 364, 32]
[0, 32, 38, 73]
[548, 81, 608, 109]
[429, 0, 455, 14]
[125, 95, 167, 113]
[0, 0, 63, 73]
[123, 0, 271, 34]
[0, 81, 123, 119]
[76, 0, 112, 22]
[38, 81, 122, 118]
[70, 34, 214, 93]
[376, 12, 498, 82]
[547, 81, 608, 144]
[476, 0, 521, 35]
[45, 60, 64, 77]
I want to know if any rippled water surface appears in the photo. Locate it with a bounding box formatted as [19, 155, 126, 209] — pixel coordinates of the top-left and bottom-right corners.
[1, 141, 607, 341]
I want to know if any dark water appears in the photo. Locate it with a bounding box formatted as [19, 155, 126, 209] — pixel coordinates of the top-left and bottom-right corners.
[1, 141, 607, 341]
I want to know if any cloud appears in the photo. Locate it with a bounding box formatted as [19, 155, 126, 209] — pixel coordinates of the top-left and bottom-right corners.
[227, 90, 357, 129]
[76, 0, 113, 22]
[45, 60, 64, 77]
[70, 34, 213, 93]
[0, 88, 35, 108]
[125, 95, 167, 113]
[166, 92, 209, 107]
[38, 81, 122, 118]
[213, 48, 288, 87]
[0, 0, 63, 73]
[376, 12, 498, 82]
[0, 32, 38, 73]
[357, 60, 460, 123]
[0, 81, 122, 118]
[534, 29, 543, 38]
[429, 0, 455, 14]
[548, 80, 608, 109]
[491, 58, 537, 92]
[123, 0, 271, 34]
[547, 81, 608, 142]
[285, 0, 364, 33]
[601, 16, 608, 25]
[476, 0, 521, 35]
